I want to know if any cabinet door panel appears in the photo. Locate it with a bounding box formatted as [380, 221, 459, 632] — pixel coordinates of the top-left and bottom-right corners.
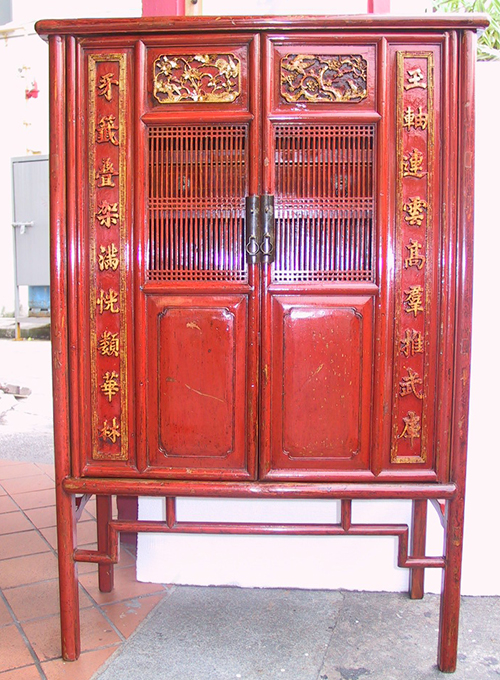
[145, 295, 253, 479]
[262, 295, 374, 479]
[158, 306, 235, 458]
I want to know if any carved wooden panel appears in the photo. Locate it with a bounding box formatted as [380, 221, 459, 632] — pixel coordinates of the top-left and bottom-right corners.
[391, 51, 435, 465]
[88, 52, 129, 461]
[280, 54, 368, 103]
[153, 53, 241, 104]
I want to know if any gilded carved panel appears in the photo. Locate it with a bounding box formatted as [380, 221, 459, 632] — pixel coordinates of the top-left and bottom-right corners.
[391, 51, 434, 465]
[88, 53, 128, 461]
[153, 53, 241, 103]
[280, 54, 368, 103]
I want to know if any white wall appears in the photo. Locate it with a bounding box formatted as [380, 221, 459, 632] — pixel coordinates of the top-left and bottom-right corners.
[461, 60, 500, 596]
[0, 0, 141, 315]
[0, 27, 48, 314]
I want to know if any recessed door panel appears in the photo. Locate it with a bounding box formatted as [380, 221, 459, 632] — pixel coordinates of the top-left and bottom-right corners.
[146, 295, 253, 479]
[158, 306, 235, 458]
[263, 296, 374, 479]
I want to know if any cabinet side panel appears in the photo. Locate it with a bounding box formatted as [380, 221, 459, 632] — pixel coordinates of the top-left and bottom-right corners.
[437, 28, 477, 671]
[49, 34, 71, 480]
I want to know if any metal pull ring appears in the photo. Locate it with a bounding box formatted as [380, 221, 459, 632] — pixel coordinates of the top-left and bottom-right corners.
[245, 196, 261, 264]
[260, 195, 275, 263]
[260, 234, 274, 257]
[246, 235, 260, 257]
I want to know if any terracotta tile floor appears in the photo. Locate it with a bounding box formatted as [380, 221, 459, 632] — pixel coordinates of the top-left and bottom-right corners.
[0, 459, 168, 679]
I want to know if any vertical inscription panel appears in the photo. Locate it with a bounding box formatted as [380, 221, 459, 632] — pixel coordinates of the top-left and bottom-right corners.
[87, 51, 130, 463]
[265, 296, 374, 479]
[146, 295, 252, 478]
[389, 46, 441, 470]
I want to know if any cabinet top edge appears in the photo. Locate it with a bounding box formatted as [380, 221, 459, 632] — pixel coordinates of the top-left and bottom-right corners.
[35, 13, 489, 39]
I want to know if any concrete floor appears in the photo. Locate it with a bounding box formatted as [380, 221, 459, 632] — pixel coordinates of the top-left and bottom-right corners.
[1, 337, 499, 680]
[93, 587, 500, 680]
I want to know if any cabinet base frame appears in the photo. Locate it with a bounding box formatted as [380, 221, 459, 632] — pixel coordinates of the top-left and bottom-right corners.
[57, 481, 462, 673]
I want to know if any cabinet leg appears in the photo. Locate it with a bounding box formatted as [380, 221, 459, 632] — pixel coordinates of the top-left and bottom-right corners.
[57, 490, 80, 661]
[409, 499, 427, 600]
[437, 496, 465, 673]
[96, 495, 114, 593]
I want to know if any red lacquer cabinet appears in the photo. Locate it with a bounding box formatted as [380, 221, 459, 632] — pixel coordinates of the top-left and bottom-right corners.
[36, 14, 487, 672]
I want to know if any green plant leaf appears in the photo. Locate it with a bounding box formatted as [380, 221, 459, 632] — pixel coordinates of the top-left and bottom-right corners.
[433, 0, 500, 60]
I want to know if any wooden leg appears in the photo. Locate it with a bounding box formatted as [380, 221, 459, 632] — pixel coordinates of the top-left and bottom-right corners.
[57, 489, 80, 661]
[409, 499, 427, 600]
[96, 495, 114, 593]
[437, 496, 465, 673]
[117, 495, 138, 549]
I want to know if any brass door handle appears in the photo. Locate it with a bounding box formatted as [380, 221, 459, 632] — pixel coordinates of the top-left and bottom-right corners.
[245, 196, 261, 264]
[245, 195, 275, 265]
[260, 195, 275, 264]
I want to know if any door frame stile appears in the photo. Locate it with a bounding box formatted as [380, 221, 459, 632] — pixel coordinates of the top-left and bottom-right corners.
[258, 33, 274, 478]
[246, 32, 262, 480]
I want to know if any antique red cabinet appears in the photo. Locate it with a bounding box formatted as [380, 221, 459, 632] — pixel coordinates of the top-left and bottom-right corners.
[36, 14, 488, 672]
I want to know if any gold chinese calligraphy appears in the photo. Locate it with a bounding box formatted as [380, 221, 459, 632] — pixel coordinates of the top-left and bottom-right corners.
[392, 50, 434, 464]
[89, 53, 128, 461]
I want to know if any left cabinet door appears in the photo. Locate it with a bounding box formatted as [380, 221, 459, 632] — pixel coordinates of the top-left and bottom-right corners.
[138, 35, 261, 479]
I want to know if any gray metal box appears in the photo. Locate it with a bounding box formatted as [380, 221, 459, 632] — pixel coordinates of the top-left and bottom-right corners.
[12, 155, 50, 289]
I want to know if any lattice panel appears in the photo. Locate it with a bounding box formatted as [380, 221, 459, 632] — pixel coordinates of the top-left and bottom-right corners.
[147, 125, 248, 282]
[273, 124, 375, 283]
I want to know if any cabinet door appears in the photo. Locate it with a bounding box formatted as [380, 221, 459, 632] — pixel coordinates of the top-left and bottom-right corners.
[260, 37, 379, 480]
[139, 36, 260, 480]
[142, 121, 259, 479]
[264, 295, 375, 478]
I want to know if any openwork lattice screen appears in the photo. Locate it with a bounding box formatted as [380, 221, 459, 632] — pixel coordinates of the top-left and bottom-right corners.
[273, 124, 375, 283]
[147, 125, 248, 282]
